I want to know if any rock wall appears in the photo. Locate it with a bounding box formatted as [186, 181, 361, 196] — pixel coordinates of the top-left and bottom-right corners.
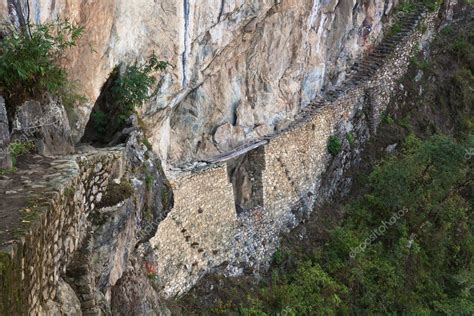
[0, 148, 124, 315]
[152, 165, 238, 296]
[149, 9, 439, 298]
[0, 97, 11, 168]
[0, 129, 175, 314]
[2, 0, 400, 165]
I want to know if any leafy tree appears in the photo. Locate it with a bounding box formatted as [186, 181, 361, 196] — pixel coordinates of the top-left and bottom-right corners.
[111, 54, 168, 123]
[328, 135, 342, 156]
[0, 20, 84, 107]
[232, 135, 473, 315]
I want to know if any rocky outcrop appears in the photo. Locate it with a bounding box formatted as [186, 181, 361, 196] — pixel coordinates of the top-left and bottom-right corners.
[2, 0, 401, 165]
[0, 128, 173, 314]
[0, 1, 464, 313]
[0, 97, 11, 169]
[11, 97, 75, 156]
[148, 7, 440, 297]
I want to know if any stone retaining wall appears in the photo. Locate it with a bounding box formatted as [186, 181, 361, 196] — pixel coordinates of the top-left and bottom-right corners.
[151, 165, 238, 296]
[0, 148, 124, 315]
[153, 10, 438, 297]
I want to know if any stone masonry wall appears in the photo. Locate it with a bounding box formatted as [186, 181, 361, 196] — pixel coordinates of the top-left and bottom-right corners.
[152, 10, 439, 297]
[264, 9, 438, 225]
[151, 165, 238, 297]
[0, 148, 124, 315]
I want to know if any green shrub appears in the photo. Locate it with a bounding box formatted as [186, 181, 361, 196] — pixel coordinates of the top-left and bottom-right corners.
[145, 174, 154, 190]
[411, 56, 431, 71]
[0, 167, 16, 175]
[382, 114, 395, 125]
[272, 249, 284, 265]
[399, 0, 417, 12]
[143, 138, 153, 151]
[0, 20, 84, 107]
[346, 132, 355, 147]
[388, 22, 403, 37]
[112, 54, 168, 123]
[328, 136, 342, 156]
[9, 140, 35, 166]
[422, 0, 442, 11]
[161, 188, 170, 210]
[90, 110, 107, 135]
[96, 181, 133, 209]
[417, 21, 428, 33]
[147, 273, 159, 281]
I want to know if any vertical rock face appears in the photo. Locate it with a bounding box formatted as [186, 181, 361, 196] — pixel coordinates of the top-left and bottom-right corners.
[0, 97, 11, 169]
[12, 97, 75, 156]
[1, 0, 397, 165]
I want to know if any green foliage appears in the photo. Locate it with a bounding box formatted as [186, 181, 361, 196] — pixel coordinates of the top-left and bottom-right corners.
[147, 273, 159, 281]
[431, 23, 474, 133]
[111, 54, 168, 123]
[161, 188, 170, 210]
[90, 110, 107, 135]
[327, 135, 342, 156]
[346, 132, 355, 147]
[145, 174, 154, 190]
[422, 0, 442, 11]
[451, 37, 472, 60]
[143, 138, 153, 151]
[417, 21, 428, 33]
[398, 116, 413, 130]
[272, 249, 285, 265]
[0, 20, 84, 105]
[382, 113, 395, 125]
[399, 0, 417, 12]
[0, 167, 16, 175]
[388, 22, 403, 37]
[267, 262, 348, 315]
[8, 140, 35, 166]
[411, 56, 431, 71]
[95, 181, 133, 209]
[222, 135, 473, 315]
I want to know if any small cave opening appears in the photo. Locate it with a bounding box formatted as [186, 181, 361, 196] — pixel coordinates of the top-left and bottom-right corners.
[81, 68, 132, 147]
[227, 146, 265, 214]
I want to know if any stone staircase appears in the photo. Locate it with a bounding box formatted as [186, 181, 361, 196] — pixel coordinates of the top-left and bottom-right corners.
[176, 6, 427, 171]
[308, 5, 426, 106]
[346, 5, 425, 86]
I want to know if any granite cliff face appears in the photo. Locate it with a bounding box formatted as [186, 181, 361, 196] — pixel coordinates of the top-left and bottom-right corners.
[3, 0, 398, 165]
[1, 0, 463, 314]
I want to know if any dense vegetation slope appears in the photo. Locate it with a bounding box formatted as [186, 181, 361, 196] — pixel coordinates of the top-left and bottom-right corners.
[178, 11, 474, 316]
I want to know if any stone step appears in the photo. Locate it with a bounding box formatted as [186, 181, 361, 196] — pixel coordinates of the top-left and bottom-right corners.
[329, 6, 425, 98]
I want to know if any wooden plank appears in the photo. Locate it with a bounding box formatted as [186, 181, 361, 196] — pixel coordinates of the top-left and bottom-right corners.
[203, 140, 268, 164]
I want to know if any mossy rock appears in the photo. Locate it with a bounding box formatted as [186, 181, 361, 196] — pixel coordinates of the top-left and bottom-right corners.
[96, 181, 133, 209]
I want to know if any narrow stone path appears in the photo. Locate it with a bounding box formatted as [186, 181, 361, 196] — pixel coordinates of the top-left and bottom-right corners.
[0, 147, 122, 249]
[0, 6, 427, 246]
[0, 154, 76, 246]
[306, 5, 425, 107]
[178, 5, 426, 171]
[347, 6, 425, 87]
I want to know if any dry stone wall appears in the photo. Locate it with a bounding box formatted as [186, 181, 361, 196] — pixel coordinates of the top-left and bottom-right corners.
[0, 148, 124, 315]
[152, 9, 439, 297]
[152, 165, 238, 296]
[1, 0, 403, 164]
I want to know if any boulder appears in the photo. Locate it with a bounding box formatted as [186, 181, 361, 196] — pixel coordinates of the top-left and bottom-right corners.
[12, 97, 75, 156]
[0, 97, 12, 169]
[213, 123, 246, 152]
[321, 0, 340, 14]
[43, 279, 82, 316]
